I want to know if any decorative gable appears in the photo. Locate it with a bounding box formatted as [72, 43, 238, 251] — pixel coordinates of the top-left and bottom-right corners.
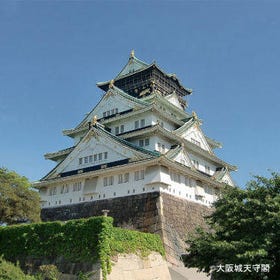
[173, 149, 192, 167]
[174, 115, 212, 153]
[115, 50, 149, 79]
[164, 92, 184, 110]
[44, 124, 156, 180]
[212, 167, 235, 186]
[76, 86, 147, 129]
[165, 145, 192, 168]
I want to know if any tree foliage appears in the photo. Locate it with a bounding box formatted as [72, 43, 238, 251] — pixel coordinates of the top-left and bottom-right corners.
[183, 173, 280, 280]
[0, 167, 40, 224]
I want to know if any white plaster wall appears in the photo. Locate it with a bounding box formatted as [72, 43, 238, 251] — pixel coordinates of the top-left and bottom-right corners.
[40, 165, 217, 209]
[41, 168, 161, 208]
[188, 154, 217, 175]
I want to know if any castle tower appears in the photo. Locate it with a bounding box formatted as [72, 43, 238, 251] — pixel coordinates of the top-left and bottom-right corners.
[36, 51, 237, 264]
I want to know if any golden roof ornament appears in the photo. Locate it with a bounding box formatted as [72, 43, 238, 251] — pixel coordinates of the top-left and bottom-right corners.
[192, 111, 198, 120]
[92, 115, 98, 126]
[130, 49, 135, 58]
[109, 80, 114, 89]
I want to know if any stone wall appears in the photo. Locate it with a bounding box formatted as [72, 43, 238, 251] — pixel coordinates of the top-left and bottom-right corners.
[41, 192, 211, 265]
[108, 252, 171, 280]
[41, 192, 162, 234]
[159, 192, 213, 265]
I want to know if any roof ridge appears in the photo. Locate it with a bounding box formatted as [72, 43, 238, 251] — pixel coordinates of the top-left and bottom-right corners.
[110, 85, 149, 106]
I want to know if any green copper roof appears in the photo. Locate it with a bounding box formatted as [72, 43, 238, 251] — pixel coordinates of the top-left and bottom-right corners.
[115, 50, 150, 79]
[110, 85, 149, 106]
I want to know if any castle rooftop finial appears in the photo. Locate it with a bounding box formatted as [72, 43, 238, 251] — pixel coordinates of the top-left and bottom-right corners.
[192, 111, 198, 120]
[92, 115, 98, 126]
[109, 79, 114, 88]
[130, 49, 135, 58]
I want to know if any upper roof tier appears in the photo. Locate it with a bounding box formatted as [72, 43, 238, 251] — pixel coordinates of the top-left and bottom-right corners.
[97, 50, 192, 109]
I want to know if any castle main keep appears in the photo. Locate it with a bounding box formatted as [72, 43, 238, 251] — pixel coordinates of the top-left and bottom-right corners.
[36, 51, 236, 264]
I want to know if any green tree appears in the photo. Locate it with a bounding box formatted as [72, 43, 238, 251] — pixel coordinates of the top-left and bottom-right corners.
[0, 167, 41, 224]
[183, 173, 280, 280]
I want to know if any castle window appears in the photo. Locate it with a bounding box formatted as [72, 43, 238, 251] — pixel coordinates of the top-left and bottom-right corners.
[205, 165, 210, 174]
[94, 154, 97, 161]
[104, 176, 114, 187]
[157, 143, 165, 153]
[103, 112, 106, 118]
[104, 152, 108, 159]
[171, 172, 181, 183]
[61, 184, 69, 194]
[118, 174, 123, 184]
[114, 192, 116, 196]
[124, 173, 129, 183]
[84, 156, 88, 164]
[89, 155, 93, 163]
[192, 160, 199, 169]
[140, 119, 145, 127]
[120, 125, 124, 133]
[98, 153, 102, 160]
[79, 158, 83, 165]
[134, 170, 144, 181]
[115, 126, 119, 134]
[191, 138, 201, 147]
[139, 138, 149, 147]
[135, 120, 139, 129]
[73, 182, 82, 191]
[49, 187, 57, 196]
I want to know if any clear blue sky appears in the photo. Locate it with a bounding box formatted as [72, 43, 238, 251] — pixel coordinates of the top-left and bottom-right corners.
[0, 1, 279, 187]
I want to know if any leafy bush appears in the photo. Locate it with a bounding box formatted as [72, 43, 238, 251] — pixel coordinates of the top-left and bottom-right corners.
[0, 216, 165, 280]
[111, 227, 165, 257]
[37, 264, 61, 280]
[0, 256, 35, 280]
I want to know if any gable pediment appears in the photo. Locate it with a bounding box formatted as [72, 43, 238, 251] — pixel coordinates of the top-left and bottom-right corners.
[164, 92, 184, 109]
[44, 125, 156, 180]
[175, 118, 212, 153]
[166, 145, 192, 168]
[76, 86, 147, 129]
[213, 168, 235, 186]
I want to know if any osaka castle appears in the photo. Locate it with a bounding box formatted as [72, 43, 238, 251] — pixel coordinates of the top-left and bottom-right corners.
[36, 51, 236, 262]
